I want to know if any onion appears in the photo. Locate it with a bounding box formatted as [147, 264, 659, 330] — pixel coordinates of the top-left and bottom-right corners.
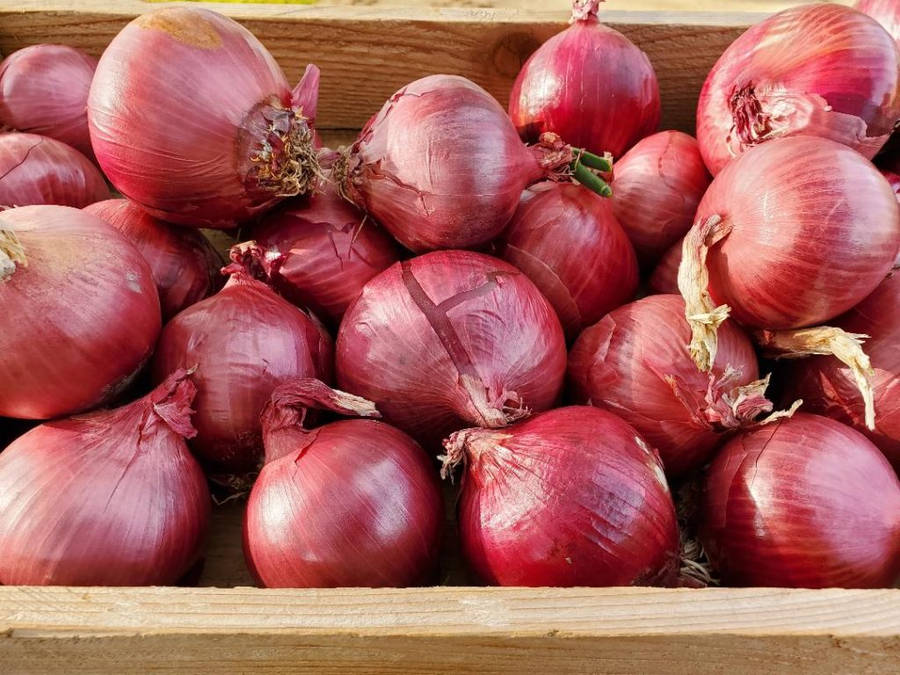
[336, 250, 566, 448]
[151, 244, 332, 472]
[244, 379, 443, 588]
[856, 0, 900, 43]
[0, 205, 161, 419]
[85, 199, 223, 320]
[0, 369, 210, 585]
[612, 131, 710, 267]
[508, 0, 660, 158]
[497, 182, 638, 340]
[697, 3, 900, 175]
[441, 406, 679, 586]
[648, 239, 682, 295]
[247, 183, 400, 325]
[780, 272, 900, 472]
[336, 74, 612, 252]
[88, 7, 321, 228]
[700, 413, 900, 588]
[0, 45, 97, 160]
[0, 132, 109, 208]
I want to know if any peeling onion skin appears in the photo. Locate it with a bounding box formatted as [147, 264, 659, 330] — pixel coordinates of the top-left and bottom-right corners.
[697, 137, 900, 329]
[0, 45, 97, 160]
[508, 0, 660, 158]
[697, 3, 900, 175]
[856, 0, 900, 44]
[0, 371, 211, 586]
[447, 406, 679, 587]
[0, 205, 161, 420]
[336, 250, 567, 449]
[85, 199, 224, 320]
[780, 274, 900, 472]
[497, 182, 638, 341]
[0, 133, 109, 209]
[648, 239, 682, 295]
[700, 413, 900, 588]
[612, 131, 710, 267]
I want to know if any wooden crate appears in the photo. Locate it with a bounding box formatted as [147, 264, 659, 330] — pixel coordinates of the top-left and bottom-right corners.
[0, 1, 897, 673]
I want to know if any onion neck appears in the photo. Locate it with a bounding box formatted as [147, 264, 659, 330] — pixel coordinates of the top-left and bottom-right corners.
[147, 368, 199, 440]
[0, 229, 27, 282]
[440, 427, 512, 481]
[222, 241, 277, 285]
[530, 133, 613, 197]
[729, 84, 772, 148]
[570, 0, 603, 23]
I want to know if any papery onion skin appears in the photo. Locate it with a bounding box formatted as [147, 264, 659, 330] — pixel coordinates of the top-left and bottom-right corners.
[336, 250, 566, 448]
[508, 0, 660, 158]
[85, 199, 223, 320]
[568, 295, 763, 477]
[700, 413, 900, 588]
[0, 132, 109, 208]
[695, 136, 900, 329]
[0, 45, 98, 160]
[447, 406, 679, 587]
[497, 182, 638, 340]
[780, 273, 900, 472]
[856, 0, 900, 44]
[612, 131, 710, 267]
[0, 370, 210, 586]
[88, 7, 320, 228]
[648, 239, 682, 295]
[697, 3, 900, 175]
[341, 75, 575, 252]
[0, 205, 161, 419]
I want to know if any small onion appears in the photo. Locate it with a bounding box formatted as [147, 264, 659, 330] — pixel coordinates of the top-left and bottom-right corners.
[0, 370, 210, 585]
[697, 3, 900, 175]
[0, 45, 97, 159]
[442, 406, 679, 586]
[700, 413, 900, 588]
[89, 7, 321, 228]
[0, 132, 109, 208]
[612, 131, 710, 267]
[497, 182, 638, 340]
[0, 205, 161, 419]
[244, 379, 443, 588]
[336, 250, 566, 448]
[508, 0, 660, 158]
[856, 0, 900, 44]
[648, 239, 681, 295]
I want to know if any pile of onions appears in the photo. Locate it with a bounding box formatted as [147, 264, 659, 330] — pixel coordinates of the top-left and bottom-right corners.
[336, 250, 566, 448]
[697, 3, 900, 175]
[700, 413, 900, 588]
[85, 199, 223, 320]
[648, 240, 682, 295]
[568, 295, 791, 478]
[442, 406, 679, 586]
[612, 131, 710, 267]
[0, 370, 210, 585]
[497, 182, 638, 340]
[336, 74, 610, 252]
[781, 273, 900, 472]
[244, 379, 443, 588]
[508, 0, 660, 158]
[0, 205, 160, 419]
[151, 244, 332, 472]
[0, 45, 97, 159]
[856, 0, 900, 43]
[88, 7, 321, 228]
[247, 182, 400, 325]
[0, 132, 109, 208]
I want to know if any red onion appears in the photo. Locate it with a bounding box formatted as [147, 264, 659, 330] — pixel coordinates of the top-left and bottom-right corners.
[508, 0, 660, 158]
[0, 45, 97, 160]
[780, 273, 900, 472]
[336, 74, 610, 252]
[0, 132, 109, 208]
[244, 379, 443, 588]
[247, 183, 400, 325]
[568, 295, 793, 478]
[700, 413, 900, 588]
[151, 245, 332, 472]
[0, 205, 160, 419]
[0, 370, 210, 585]
[497, 182, 638, 340]
[442, 406, 679, 586]
[856, 0, 900, 44]
[648, 239, 681, 295]
[612, 131, 710, 267]
[697, 3, 900, 175]
[88, 7, 321, 228]
[336, 250, 566, 448]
